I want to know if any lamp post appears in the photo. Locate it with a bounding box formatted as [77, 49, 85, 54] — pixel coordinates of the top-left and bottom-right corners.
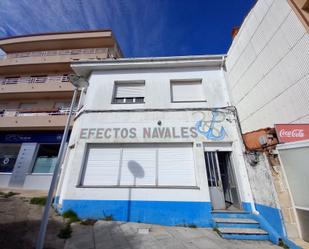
[36, 75, 89, 249]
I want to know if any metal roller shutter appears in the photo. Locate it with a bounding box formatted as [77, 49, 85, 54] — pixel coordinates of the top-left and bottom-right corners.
[115, 83, 145, 98]
[158, 144, 196, 186]
[83, 146, 121, 186]
[82, 143, 196, 187]
[120, 144, 156, 186]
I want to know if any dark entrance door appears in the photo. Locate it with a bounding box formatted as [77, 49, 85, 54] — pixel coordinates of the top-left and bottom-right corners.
[205, 151, 241, 210]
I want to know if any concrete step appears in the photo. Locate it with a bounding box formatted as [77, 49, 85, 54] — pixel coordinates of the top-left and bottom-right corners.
[218, 228, 268, 235]
[211, 211, 253, 219]
[213, 218, 260, 228]
[218, 227, 269, 241]
[213, 218, 258, 224]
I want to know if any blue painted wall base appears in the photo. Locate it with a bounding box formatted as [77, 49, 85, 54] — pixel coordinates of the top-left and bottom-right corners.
[58, 199, 301, 248]
[60, 199, 213, 227]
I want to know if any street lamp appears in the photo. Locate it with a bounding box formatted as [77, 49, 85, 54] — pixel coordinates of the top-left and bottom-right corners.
[36, 74, 89, 249]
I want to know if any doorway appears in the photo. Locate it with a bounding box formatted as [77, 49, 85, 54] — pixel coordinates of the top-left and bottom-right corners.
[204, 151, 241, 210]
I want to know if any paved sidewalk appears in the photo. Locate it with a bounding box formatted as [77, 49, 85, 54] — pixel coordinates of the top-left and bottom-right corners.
[65, 221, 280, 249]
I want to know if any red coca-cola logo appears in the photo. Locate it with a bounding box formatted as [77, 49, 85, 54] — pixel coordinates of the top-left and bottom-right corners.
[279, 129, 304, 138]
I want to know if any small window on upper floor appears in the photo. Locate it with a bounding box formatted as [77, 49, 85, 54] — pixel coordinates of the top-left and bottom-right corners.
[112, 81, 145, 104]
[19, 102, 37, 110]
[170, 79, 206, 103]
[4, 76, 20, 84]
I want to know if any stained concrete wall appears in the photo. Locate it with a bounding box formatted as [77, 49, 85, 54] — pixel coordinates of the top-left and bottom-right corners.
[226, 0, 309, 133]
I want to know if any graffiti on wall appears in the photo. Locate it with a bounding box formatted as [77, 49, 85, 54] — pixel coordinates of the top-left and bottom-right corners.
[194, 111, 226, 141]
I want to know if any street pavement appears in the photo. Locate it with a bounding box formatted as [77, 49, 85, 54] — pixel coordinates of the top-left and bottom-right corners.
[65, 221, 281, 249]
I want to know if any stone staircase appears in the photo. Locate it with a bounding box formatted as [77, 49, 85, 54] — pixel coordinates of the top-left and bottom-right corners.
[212, 211, 270, 241]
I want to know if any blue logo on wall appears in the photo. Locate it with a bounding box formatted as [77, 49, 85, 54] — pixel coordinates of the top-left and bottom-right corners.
[195, 111, 226, 141]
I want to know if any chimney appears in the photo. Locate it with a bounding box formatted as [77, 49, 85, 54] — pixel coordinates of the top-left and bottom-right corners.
[231, 27, 240, 39]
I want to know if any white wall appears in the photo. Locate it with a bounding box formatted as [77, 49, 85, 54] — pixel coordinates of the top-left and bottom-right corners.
[226, 0, 309, 132]
[85, 67, 231, 110]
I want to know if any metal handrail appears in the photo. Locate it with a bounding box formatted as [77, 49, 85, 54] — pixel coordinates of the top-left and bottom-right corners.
[0, 75, 69, 85]
[2, 47, 108, 60]
[0, 108, 76, 117]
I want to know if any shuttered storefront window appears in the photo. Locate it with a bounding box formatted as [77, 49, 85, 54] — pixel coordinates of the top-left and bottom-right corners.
[81, 143, 196, 187]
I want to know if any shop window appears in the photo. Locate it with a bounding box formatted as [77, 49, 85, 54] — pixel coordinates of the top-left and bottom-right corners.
[32, 144, 60, 173]
[171, 79, 206, 102]
[0, 144, 21, 173]
[112, 81, 145, 104]
[81, 143, 196, 187]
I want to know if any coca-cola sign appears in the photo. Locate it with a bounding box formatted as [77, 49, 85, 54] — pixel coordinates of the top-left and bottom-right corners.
[275, 124, 309, 143]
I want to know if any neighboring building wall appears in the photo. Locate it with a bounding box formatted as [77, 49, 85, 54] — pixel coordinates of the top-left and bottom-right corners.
[226, 0, 309, 242]
[226, 0, 309, 133]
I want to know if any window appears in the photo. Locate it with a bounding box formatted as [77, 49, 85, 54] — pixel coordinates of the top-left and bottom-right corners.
[171, 79, 206, 102]
[112, 82, 145, 104]
[19, 103, 36, 110]
[4, 76, 20, 84]
[81, 143, 196, 187]
[0, 144, 21, 173]
[32, 144, 60, 173]
[30, 75, 47, 83]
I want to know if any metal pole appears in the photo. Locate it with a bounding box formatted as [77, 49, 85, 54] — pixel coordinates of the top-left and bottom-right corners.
[36, 88, 78, 249]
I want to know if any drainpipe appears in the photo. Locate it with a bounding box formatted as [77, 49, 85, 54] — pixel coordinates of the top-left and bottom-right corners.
[232, 106, 259, 215]
[219, 57, 259, 215]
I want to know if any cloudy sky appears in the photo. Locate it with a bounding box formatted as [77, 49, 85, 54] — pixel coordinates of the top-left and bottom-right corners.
[0, 0, 255, 57]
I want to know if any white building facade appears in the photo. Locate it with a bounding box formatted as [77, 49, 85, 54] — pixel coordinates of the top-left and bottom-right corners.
[53, 56, 291, 244]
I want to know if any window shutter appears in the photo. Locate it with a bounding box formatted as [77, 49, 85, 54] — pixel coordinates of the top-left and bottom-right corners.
[120, 145, 156, 186]
[115, 83, 145, 98]
[158, 144, 196, 186]
[171, 81, 205, 102]
[83, 146, 121, 186]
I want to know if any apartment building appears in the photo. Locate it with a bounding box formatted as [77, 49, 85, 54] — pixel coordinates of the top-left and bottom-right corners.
[226, 0, 309, 244]
[0, 30, 122, 190]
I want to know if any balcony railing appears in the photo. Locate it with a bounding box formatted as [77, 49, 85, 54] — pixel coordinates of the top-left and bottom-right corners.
[0, 74, 69, 85]
[3, 48, 108, 60]
[0, 108, 75, 117]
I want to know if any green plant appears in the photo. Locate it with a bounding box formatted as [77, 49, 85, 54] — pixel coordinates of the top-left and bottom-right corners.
[102, 214, 114, 221]
[213, 227, 221, 235]
[80, 219, 97, 226]
[0, 191, 19, 198]
[58, 223, 72, 239]
[30, 197, 47, 206]
[278, 240, 289, 249]
[62, 209, 80, 223]
[187, 224, 197, 228]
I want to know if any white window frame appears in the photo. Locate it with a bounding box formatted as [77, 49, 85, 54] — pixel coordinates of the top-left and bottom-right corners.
[112, 81, 145, 104]
[170, 79, 206, 103]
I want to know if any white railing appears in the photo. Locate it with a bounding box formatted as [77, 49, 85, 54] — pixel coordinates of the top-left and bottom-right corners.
[0, 108, 76, 117]
[4, 48, 108, 59]
[0, 74, 69, 85]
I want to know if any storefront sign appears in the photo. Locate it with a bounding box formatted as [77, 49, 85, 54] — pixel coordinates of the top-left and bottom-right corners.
[80, 127, 198, 139]
[79, 111, 228, 141]
[275, 124, 309, 143]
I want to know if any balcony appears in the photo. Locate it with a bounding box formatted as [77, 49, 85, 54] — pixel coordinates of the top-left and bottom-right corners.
[0, 74, 74, 97]
[0, 108, 75, 130]
[1, 47, 109, 65]
[0, 47, 113, 75]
